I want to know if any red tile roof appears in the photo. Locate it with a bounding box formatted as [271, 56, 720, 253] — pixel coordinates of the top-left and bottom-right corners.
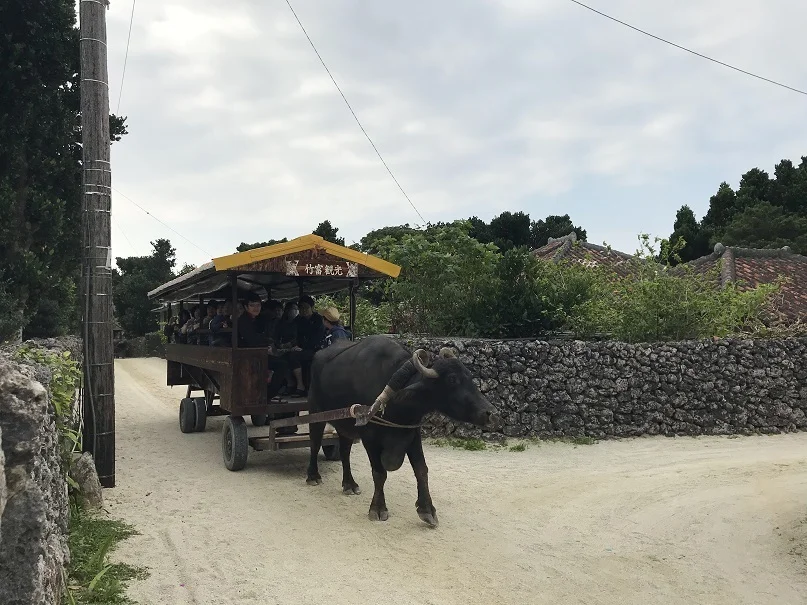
[686, 243, 807, 321]
[531, 232, 643, 278]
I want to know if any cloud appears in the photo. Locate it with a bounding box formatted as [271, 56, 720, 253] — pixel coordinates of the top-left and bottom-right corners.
[103, 0, 807, 269]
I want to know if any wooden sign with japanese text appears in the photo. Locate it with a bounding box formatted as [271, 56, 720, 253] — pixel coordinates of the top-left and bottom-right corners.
[284, 260, 359, 278]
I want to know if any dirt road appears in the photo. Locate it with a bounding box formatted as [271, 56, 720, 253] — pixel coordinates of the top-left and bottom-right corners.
[106, 358, 807, 605]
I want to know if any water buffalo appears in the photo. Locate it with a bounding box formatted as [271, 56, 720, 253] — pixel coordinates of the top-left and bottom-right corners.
[306, 335, 496, 526]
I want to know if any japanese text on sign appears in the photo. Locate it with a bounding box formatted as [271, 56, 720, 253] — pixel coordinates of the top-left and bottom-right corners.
[285, 260, 359, 278]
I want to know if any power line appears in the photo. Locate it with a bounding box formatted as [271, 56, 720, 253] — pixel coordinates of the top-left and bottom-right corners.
[111, 215, 136, 252]
[116, 0, 137, 113]
[112, 187, 212, 256]
[283, 0, 428, 224]
[567, 0, 807, 97]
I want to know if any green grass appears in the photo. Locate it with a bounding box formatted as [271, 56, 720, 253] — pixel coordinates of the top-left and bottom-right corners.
[525, 436, 599, 446]
[429, 434, 599, 452]
[65, 506, 147, 605]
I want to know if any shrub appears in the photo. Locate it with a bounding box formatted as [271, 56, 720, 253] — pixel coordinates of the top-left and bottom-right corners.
[588, 235, 778, 343]
[143, 331, 166, 357]
[368, 227, 782, 343]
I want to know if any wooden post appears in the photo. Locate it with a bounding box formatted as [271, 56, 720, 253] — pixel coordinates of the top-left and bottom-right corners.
[349, 282, 357, 340]
[80, 0, 115, 488]
[230, 273, 239, 348]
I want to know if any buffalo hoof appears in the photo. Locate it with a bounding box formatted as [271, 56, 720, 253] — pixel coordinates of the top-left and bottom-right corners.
[342, 484, 361, 495]
[368, 508, 389, 522]
[418, 511, 439, 527]
[306, 476, 322, 486]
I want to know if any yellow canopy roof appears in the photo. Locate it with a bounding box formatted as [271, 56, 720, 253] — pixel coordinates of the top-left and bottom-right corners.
[148, 234, 400, 303]
[212, 234, 401, 278]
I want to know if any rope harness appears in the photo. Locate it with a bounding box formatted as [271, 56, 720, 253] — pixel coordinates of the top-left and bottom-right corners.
[367, 415, 422, 430]
[350, 347, 450, 430]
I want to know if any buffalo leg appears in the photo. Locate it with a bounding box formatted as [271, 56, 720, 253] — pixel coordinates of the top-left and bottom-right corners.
[407, 432, 438, 527]
[339, 435, 361, 495]
[366, 447, 389, 521]
[306, 421, 325, 485]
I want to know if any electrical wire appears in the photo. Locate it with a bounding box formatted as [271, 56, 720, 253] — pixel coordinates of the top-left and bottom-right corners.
[116, 0, 137, 113]
[112, 187, 212, 256]
[283, 0, 428, 224]
[111, 215, 136, 253]
[567, 0, 807, 97]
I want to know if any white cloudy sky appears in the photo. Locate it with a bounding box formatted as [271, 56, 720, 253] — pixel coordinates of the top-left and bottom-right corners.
[98, 0, 807, 269]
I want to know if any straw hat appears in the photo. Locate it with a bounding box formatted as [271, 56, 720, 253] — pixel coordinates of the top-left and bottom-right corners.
[322, 307, 340, 323]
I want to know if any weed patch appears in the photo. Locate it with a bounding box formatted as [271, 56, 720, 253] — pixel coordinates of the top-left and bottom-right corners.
[431, 437, 487, 451]
[65, 507, 146, 605]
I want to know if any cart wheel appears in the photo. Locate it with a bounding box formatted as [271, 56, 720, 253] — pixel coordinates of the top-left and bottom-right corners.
[222, 416, 248, 471]
[251, 414, 268, 427]
[193, 397, 207, 432]
[179, 398, 196, 433]
[322, 444, 340, 461]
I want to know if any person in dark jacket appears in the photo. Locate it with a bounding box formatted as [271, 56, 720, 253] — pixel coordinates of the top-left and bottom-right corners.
[286, 295, 325, 397]
[237, 293, 294, 433]
[237, 293, 268, 348]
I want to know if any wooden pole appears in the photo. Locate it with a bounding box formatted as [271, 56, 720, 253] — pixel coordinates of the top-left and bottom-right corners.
[230, 273, 239, 348]
[349, 282, 357, 340]
[80, 0, 115, 488]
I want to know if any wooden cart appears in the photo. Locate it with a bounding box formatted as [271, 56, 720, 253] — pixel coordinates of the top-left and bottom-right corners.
[146, 235, 401, 471]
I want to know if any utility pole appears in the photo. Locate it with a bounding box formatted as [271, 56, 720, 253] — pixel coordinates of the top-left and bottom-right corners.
[80, 0, 115, 488]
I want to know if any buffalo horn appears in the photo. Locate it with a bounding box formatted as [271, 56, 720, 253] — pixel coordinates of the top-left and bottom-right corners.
[412, 349, 439, 379]
[357, 349, 436, 424]
[439, 347, 456, 358]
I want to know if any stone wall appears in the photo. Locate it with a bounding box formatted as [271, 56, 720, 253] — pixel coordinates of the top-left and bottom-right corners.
[0, 342, 75, 605]
[114, 334, 165, 359]
[391, 336, 807, 440]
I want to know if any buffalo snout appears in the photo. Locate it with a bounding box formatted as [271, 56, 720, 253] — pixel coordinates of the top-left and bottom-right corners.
[471, 397, 497, 427]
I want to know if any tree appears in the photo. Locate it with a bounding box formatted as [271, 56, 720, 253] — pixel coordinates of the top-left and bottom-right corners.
[690, 155, 807, 255]
[467, 216, 491, 245]
[112, 239, 177, 336]
[665, 205, 711, 263]
[177, 263, 196, 276]
[701, 182, 739, 232]
[313, 220, 345, 246]
[372, 221, 500, 336]
[488, 211, 532, 252]
[720, 202, 807, 254]
[1, 0, 127, 341]
[359, 225, 420, 254]
[236, 238, 287, 252]
[530, 214, 588, 249]
[735, 167, 771, 207]
[769, 158, 807, 214]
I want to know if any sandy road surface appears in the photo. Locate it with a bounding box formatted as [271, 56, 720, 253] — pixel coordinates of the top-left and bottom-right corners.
[106, 358, 807, 605]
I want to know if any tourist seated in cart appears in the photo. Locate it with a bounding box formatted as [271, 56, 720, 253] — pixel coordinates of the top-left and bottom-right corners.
[239, 293, 297, 434]
[163, 315, 178, 343]
[321, 307, 351, 347]
[209, 301, 233, 346]
[287, 295, 325, 396]
[258, 299, 283, 335]
[202, 300, 218, 329]
[273, 301, 298, 383]
[176, 310, 192, 343]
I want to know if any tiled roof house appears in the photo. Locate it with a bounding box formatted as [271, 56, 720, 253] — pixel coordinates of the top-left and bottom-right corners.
[685, 243, 807, 321]
[532, 232, 643, 277]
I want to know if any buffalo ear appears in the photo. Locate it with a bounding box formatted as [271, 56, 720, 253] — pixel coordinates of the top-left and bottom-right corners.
[439, 347, 456, 359]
